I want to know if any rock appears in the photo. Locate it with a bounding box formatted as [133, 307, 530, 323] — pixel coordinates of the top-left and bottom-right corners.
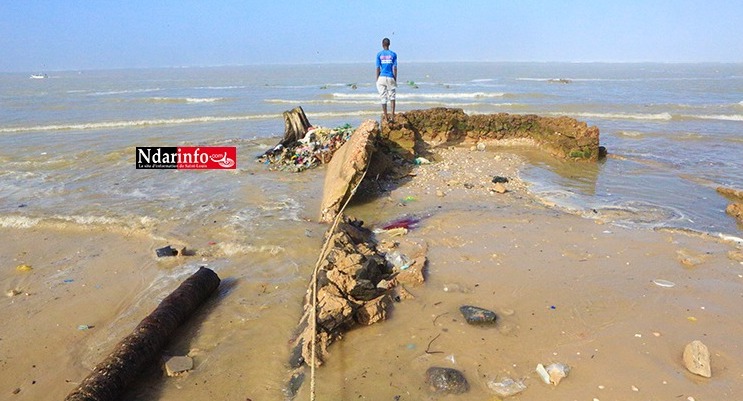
[459, 305, 497, 325]
[164, 355, 193, 377]
[545, 363, 571, 385]
[492, 182, 508, 194]
[728, 250, 743, 262]
[492, 176, 509, 184]
[436, 189, 445, 197]
[677, 248, 707, 267]
[155, 245, 177, 258]
[487, 377, 527, 397]
[355, 294, 392, 325]
[716, 186, 743, 202]
[683, 340, 711, 378]
[425, 367, 469, 394]
[725, 202, 743, 224]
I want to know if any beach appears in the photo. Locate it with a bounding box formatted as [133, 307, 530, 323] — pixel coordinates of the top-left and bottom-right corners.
[1, 63, 742, 400]
[3, 144, 743, 400]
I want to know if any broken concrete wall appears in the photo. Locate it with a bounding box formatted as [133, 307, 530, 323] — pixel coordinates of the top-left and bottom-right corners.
[380, 107, 602, 161]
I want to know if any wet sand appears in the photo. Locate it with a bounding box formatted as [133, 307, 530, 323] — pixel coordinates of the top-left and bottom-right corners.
[2, 146, 743, 401]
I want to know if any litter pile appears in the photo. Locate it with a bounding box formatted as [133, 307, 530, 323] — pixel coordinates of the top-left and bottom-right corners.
[258, 123, 355, 172]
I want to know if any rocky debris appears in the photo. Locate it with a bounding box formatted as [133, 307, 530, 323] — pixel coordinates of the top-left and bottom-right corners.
[164, 356, 193, 377]
[459, 305, 498, 325]
[683, 340, 712, 378]
[492, 175, 509, 184]
[728, 250, 743, 262]
[290, 217, 415, 368]
[725, 202, 743, 224]
[676, 248, 708, 267]
[716, 186, 743, 201]
[487, 377, 527, 397]
[425, 366, 469, 394]
[319, 120, 377, 223]
[380, 107, 601, 161]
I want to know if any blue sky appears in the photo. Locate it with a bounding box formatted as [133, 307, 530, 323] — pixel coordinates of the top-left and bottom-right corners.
[1, 0, 741, 72]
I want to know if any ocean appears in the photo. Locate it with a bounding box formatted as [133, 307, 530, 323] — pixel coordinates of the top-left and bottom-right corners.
[2, 62, 743, 399]
[1, 62, 741, 239]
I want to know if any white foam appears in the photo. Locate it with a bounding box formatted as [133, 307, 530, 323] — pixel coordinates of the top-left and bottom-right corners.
[0, 215, 42, 228]
[331, 92, 506, 100]
[0, 114, 280, 133]
[147, 97, 226, 103]
[693, 114, 743, 121]
[557, 112, 673, 121]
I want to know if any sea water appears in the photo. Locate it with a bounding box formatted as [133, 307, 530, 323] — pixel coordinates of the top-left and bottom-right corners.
[1, 62, 741, 241]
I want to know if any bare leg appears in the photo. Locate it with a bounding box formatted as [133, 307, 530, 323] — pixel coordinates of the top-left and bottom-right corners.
[382, 103, 388, 122]
[390, 100, 396, 120]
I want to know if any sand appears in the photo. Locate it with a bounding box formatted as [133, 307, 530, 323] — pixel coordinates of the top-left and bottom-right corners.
[2, 146, 743, 401]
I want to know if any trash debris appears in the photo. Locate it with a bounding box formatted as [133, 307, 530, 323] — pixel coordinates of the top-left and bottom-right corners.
[77, 324, 94, 331]
[652, 279, 676, 288]
[258, 123, 355, 172]
[535, 363, 550, 384]
[381, 217, 419, 231]
[6, 289, 22, 297]
[155, 245, 178, 258]
[487, 377, 527, 397]
[15, 264, 33, 272]
[385, 250, 410, 270]
[476, 142, 486, 151]
[414, 157, 431, 165]
[402, 196, 416, 203]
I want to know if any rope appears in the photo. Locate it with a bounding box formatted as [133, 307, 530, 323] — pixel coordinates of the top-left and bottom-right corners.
[309, 161, 370, 401]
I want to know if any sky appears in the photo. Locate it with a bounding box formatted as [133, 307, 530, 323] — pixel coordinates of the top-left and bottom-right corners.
[1, 0, 742, 72]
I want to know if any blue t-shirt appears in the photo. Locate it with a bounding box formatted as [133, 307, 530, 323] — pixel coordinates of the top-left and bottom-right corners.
[376, 49, 397, 78]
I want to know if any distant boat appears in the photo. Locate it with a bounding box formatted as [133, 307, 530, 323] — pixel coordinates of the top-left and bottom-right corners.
[30, 74, 48, 79]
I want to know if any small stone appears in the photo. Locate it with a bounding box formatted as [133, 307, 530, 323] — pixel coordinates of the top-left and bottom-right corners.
[436, 190, 445, 197]
[476, 142, 486, 151]
[492, 176, 509, 184]
[459, 305, 497, 325]
[683, 340, 711, 378]
[6, 289, 22, 297]
[487, 377, 526, 397]
[546, 363, 570, 385]
[156, 245, 178, 258]
[15, 264, 33, 272]
[165, 356, 194, 377]
[425, 366, 469, 394]
[492, 183, 507, 194]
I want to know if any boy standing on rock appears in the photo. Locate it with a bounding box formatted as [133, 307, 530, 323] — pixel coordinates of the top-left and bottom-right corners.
[375, 37, 397, 122]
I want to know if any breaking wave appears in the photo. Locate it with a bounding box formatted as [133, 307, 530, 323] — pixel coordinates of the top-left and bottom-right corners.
[0, 114, 279, 133]
[331, 92, 506, 100]
[554, 112, 674, 121]
[145, 97, 228, 104]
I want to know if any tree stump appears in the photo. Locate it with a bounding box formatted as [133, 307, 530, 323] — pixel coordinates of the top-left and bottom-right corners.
[280, 106, 312, 147]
